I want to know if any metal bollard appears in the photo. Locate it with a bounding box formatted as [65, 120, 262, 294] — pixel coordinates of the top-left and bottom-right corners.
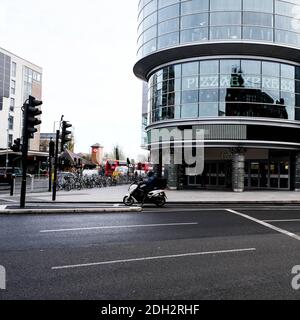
[31, 175, 34, 192]
[10, 175, 15, 196]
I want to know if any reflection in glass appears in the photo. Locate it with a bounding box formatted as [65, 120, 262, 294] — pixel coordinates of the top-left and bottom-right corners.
[225, 67, 288, 119]
[149, 58, 297, 123]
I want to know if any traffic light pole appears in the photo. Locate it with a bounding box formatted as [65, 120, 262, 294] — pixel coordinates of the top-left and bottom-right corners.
[48, 139, 55, 192]
[19, 96, 43, 208]
[48, 156, 52, 192]
[20, 104, 29, 208]
[52, 130, 60, 201]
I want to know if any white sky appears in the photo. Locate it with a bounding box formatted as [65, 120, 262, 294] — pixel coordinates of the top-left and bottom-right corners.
[0, 0, 146, 158]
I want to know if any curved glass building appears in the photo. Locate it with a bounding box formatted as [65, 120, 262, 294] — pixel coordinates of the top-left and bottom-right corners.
[134, 0, 300, 191]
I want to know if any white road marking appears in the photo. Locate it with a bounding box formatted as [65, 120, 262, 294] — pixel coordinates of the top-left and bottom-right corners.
[52, 247, 256, 270]
[1, 198, 17, 203]
[263, 219, 300, 223]
[143, 208, 226, 213]
[0, 205, 7, 210]
[40, 222, 199, 233]
[227, 209, 300, 241]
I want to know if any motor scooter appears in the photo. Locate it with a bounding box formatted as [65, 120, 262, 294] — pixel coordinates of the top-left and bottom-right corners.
[123, 181, 167, 207]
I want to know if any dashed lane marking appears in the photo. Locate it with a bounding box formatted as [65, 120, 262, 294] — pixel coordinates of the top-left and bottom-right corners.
[40, 222, 199, 233]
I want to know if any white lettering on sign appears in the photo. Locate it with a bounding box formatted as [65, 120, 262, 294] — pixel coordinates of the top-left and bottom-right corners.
[182, 77, 199, 90]
[262, 77, 280, 90]
[244, 76, 261, 88]
[180, 75, 295, 92]
[281, 79, 295, 93]
[200, 76, 219, 88]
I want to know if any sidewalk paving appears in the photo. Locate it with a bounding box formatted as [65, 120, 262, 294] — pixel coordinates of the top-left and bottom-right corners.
[1, 184, 300, 204]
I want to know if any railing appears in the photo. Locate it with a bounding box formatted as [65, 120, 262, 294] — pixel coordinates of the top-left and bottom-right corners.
[0, 174, 133, 195]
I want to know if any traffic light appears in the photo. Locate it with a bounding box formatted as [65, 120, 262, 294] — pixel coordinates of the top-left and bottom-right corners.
[61, 121, 72, 152]
[25, 95, 42, 139]
[49, 139, 55, 157]
[10, 138, 21, 152]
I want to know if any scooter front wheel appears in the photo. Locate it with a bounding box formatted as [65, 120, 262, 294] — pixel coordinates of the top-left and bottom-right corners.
[123, 196, 134, 206]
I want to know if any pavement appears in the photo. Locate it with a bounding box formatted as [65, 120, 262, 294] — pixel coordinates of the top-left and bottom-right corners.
[0, 205, 300, 300]
[1, 184, 300, 204]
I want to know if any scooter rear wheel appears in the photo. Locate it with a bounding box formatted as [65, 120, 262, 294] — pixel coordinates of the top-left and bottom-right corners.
[155, 197, 166, 207]
[123, 196, 134, 206]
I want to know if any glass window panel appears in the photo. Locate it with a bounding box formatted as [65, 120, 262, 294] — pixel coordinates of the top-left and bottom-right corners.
[143, 12, 157, 30]
[157, 32, 179, 49]
[181, 103, 199, 118]
[263, 89, 280, 102]
[220, 60, 241, 74]
[281, 92, 295, 106]
[182, 76, 199, 90]
[144, 0, 157, 17]
[200, 60, 219, 75]
[175, 79, 181, 91]
[243, 0, 273, 13]
[180, 28, 208, 43]
[281, 64, 295, 79]
[211, 12, 241, 25]
[243, 12, 273, 27]
[296, 93, 300, 107]
[275, 1, 299, 17]
[275, 29, 300, 46]
[296, 80, 300, 94]
[262, 62, 280, 77]
[181, 13, 208, 29]
[243, 26, 273, 41]
[158, 0, 179, 9]
[158, 4, 179, 22]
[143, 25, 157, 42]
[182, 62, 199, 76]
[199, 89, 219, 102]
[181, 0, 209, 15]
[241, 60, 261, 75]
[200, 74, 219, 88]
[158, 18, 179, 36]
[262, 77, 280, 92]
[182, 90, 199, 103]
[281, 78, 295, 93]
[210, 26, 241, 40]
[199, 103, 219, 117]
[210, 0, 241, 11]
[143, 39, 157, 55]
[295, 107, 300, 120]
[286, 105, 295, 120]
[243, 75, 262, 88]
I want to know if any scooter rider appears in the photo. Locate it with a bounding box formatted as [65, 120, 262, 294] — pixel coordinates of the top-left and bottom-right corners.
[140, 171, 158, 206]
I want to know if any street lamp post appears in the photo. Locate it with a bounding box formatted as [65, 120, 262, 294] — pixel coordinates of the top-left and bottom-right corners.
[5, 112, 11, 168]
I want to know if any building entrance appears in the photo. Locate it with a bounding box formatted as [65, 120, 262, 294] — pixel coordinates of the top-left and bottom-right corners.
[245, 159, 289, 190]
[187, 161, 231, 189]
[187, 158, 290, 190]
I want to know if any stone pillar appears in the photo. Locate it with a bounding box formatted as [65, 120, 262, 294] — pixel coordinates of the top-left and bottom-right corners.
[167, 163, 178, 190]
[295, 152, 300, 191]
[232, 153, 245, 192]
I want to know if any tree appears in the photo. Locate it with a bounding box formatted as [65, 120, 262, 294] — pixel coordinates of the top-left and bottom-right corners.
[104, 145, 126, 160]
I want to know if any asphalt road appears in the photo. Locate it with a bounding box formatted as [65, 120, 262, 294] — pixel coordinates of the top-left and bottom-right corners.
[0, 205, 300, 300]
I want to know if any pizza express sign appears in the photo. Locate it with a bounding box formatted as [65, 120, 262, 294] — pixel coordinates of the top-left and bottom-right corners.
[182, 75, 295, 92]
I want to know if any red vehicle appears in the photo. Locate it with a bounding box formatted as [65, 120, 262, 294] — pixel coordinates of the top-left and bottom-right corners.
[105, 160, 127, 177]
[135, 162, 152, 173]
